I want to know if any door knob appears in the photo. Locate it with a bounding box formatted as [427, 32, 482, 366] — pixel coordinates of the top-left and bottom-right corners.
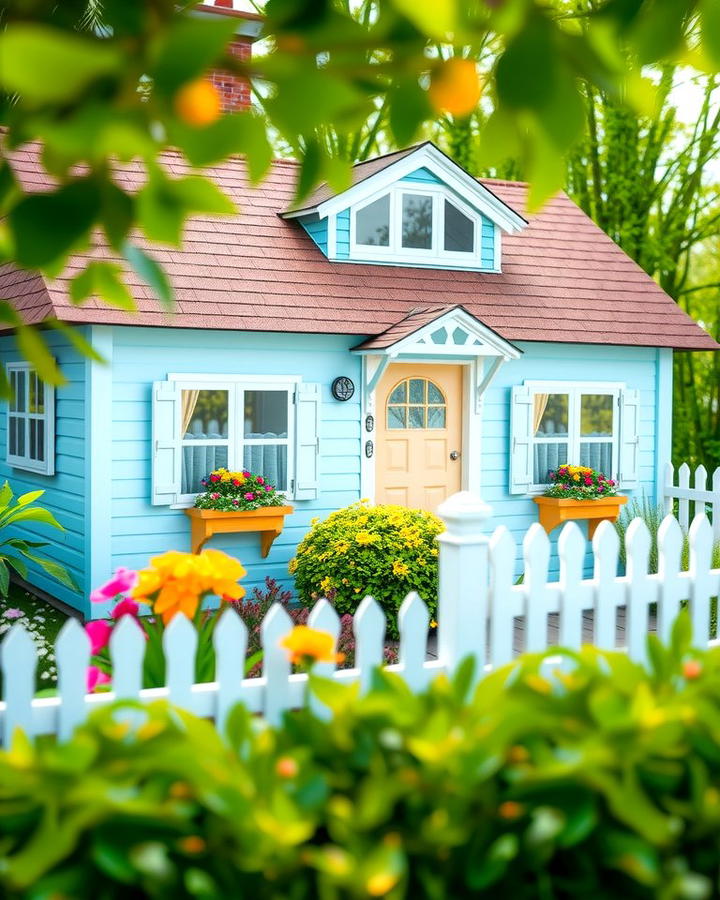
[449, 450, 460, 460]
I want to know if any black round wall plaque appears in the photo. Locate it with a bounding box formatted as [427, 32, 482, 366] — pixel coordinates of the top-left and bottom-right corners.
[331, 376, 355, 401]
[365, 414, 374, 432]
[365, 440, 374, 458]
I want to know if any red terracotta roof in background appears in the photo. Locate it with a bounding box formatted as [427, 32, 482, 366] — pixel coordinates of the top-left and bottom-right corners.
[0, 142, 716, 351]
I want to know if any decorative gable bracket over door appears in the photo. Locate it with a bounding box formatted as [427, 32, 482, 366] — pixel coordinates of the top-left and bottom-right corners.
[353, 305, 522, 414]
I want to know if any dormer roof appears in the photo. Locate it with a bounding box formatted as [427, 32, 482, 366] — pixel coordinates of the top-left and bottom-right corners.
[281, 141, 528, 235]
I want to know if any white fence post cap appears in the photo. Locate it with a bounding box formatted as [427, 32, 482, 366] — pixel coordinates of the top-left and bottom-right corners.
[437, 491, 492, 539]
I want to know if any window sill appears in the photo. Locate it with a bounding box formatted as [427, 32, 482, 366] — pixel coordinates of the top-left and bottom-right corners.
[533, 495, 627, 538]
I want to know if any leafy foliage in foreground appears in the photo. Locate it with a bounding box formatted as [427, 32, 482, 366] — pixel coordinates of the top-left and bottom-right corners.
[0, 481, 74, 596]
[0, 616, 718, 897]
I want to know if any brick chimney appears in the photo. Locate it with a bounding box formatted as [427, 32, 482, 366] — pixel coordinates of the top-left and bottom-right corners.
[193, 1, 263, 112]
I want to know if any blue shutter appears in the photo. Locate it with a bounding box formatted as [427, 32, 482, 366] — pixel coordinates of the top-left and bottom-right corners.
[618, 387, 640, 488]
[293, 383, 321, 500]
[152, 380, 181, 505]
[509, 385, 534, 494]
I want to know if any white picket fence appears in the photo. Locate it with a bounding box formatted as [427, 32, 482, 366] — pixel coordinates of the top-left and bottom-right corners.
[1, 490, 720, 745]
[664, 463, 720, 539]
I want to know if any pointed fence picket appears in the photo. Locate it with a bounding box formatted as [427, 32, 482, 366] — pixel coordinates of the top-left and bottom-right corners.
[1, 488, 720, 745]
[664, 463, 720, 541]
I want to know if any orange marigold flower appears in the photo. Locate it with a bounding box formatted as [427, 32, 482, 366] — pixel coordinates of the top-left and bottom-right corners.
[132, 549, 246, 624]
[275, 756, 299, 779]
[281, 625, 345, 665]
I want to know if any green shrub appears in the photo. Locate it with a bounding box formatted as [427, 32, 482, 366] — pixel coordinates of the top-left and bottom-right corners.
[290, 502, 444, 637]
[2, 616, 720, 898]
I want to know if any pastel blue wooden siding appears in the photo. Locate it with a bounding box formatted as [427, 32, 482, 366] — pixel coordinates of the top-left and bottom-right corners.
[108, 327, 362, 599]
[336, 208, 350, 260]
[0, 330, 87, 611]
[333, 169, 496, 268]
[298, 214, 328, 255]
[480, 342, 667, 578]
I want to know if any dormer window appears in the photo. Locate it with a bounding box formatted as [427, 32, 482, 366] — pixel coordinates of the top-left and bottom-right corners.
[351, 184, 486, 268]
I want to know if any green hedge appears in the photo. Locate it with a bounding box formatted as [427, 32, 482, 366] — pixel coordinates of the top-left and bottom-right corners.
[0, 616, 719, 898]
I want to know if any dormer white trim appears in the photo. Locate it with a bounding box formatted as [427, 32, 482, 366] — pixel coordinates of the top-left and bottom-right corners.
[284, 143, 527, 235]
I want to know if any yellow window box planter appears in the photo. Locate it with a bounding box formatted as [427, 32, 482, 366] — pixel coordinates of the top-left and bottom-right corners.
[533, 495, 627, 539]
[184, 506, 294, 557]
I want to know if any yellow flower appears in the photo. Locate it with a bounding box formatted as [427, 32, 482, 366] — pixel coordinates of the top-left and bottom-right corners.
[288, 557, 298, 575]
[334, 541, 350, 555]
[572, 474, 580, 481]
[430, 619, 438, 628]
[430, 548, 438, 556]
[356, 531, 379, 546]
[356, 515, 369, 526]
[392, 560, 410, 577]
[311, 517, 320, 525]
[281, 626, 345, 665]
[320, 576, 334, 594]
[132, 549, 246, 624]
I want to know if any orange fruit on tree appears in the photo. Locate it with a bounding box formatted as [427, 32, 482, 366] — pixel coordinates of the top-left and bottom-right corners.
[174, 79, 222, 127]
[428, 58, 482, 117]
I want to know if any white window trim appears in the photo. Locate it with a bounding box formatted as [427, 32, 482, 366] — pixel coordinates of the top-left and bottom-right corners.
[168, 373, 299, 507]
[524, 380, 623, 494]
[349, 183, 492, 269]
[6, 362, 55, 476]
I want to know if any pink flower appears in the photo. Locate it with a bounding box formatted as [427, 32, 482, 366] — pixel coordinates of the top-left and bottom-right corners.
[242, 471, 250, 477]
[90, 568, 138, 605]
[87, 665, 111, 693]
[210, 474, 220, 482]
[256, 476, 264, 484]
[3, 608, 23, 619]
[608, 479, 615, 486]
[584, 477, 593, 485]
[111, 597, 139, 620]
[561, 483, 570, 490]
[232, 498, 239, 505]
[244, 492, 255, 501]
[210, 492, 220, 500]
[264, 485, 273, 492]
[85, 619, 112, 654]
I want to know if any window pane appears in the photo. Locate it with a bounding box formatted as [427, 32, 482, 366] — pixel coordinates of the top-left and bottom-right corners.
[389, 382, 406, 403]
[36, 378, 44, 415]
[243, 444, 287, 490]
[244, 391, 288, 437]
[387, 406, 406, 429]
[427, 406, 446, 428]
[35, 420, 45, 462]
[408, 378, 425, 403]
[182, 444, 228, 494]
[427, 382, 444, 404]
[16, 417, 25, 458]
[534, 442, 568, 484]
[356, 195, 390, 247]
[29, 373, 37, 414]
[581, 394, 613, 436]
[29, 419, 37, 461]
[580, 442, 612, 475]
[444, 200, 474, 253]
[402, 193, 433, 249]
[8, 416, 16, 456]
[182, 390, 228, 438]
[534, 394, 568, 437]
[409, 406, 426, 428]
[9, 371, 16, 412]
[15, 370, 25, 413]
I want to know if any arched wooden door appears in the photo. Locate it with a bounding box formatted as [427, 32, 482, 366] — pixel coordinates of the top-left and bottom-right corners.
[375, 364, 463, 511]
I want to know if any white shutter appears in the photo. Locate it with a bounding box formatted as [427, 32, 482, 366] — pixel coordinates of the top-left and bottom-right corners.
[618, 387, 640, 488]
[509, 384, 534, 494]
[151, 380, 182, 505]
[293, 382, 321, 500]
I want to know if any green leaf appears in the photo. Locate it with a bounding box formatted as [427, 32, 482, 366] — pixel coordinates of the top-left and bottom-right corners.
[701, 0, 720, 67]
[0, 560, 9, 597]
[16, 490, 45, 508]
[0, 505, 64, 531]
[151, 16, 240, 95]
[170, 113, 272, 181]
[390, 0, 457, 39]
[70, 262, 136, 312]
[3, 554, 29, 580]
[0, 25, 121, 104]
[47, 320, 105, 364]
[629, 0, 689, 65]
[264, 69, 365, 135]
[137, 167, 235, 246]
[100, 182, 134, 251]
[122, 243, 174, 309]
[22, 551, 77, 590]
[388, 77, 431, 147]
[15, 326, 65, 387]
[496, 16, 557, 111]
[9, 179, 101, 270]
[0, 481, 13, 509]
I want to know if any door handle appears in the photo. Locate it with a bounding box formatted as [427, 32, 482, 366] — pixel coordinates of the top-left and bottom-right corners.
[449, 450, 460, 460]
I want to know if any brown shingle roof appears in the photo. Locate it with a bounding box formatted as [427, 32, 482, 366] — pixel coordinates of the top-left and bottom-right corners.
[0, 142, 716, 351]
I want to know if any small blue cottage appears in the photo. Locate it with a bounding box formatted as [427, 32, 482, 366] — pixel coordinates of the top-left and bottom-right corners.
[0, 140, 716, 617]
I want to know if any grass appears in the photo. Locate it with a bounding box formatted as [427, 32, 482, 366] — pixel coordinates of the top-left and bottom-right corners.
[0, 583, 69, 685]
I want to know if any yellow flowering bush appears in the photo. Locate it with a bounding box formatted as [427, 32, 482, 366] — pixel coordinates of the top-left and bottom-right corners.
[290, 502, 444, 637]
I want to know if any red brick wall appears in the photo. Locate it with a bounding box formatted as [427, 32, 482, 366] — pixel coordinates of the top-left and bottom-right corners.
[209, 34, 252, 112]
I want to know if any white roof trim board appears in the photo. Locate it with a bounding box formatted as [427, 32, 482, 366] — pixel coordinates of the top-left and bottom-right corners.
[282, 143, 528, 235]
